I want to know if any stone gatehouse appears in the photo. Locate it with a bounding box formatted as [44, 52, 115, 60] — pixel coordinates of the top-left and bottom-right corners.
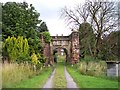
[41, 31, 80, 64]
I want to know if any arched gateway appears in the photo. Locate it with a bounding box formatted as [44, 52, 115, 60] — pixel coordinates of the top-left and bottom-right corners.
[41, 31, 80, 64]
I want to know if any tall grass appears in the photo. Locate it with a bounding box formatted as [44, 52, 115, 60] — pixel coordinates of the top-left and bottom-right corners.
[76, 61, 106, 77]
[2, 63, 38, 88]
[76, 55, 107, 77]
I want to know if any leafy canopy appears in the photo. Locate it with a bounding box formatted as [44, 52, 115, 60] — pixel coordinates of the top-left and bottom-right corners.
[2, 2, 49, 55]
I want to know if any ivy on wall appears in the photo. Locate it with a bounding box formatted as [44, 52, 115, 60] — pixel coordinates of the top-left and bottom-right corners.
[42, 31, 51, 43]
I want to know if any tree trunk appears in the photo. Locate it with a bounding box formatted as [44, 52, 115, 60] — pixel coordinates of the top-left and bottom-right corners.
[88, 41, 93, 56]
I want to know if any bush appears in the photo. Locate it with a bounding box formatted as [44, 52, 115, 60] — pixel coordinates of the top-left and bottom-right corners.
[31, 53, 39, 65]
[39, 55, 46, 64]
[3, 36, 29, 63]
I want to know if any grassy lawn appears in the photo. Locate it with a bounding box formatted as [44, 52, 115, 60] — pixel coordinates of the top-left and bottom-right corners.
[6, 67, 53, 88]
[53, 61, 67, 88]
[67, 65, 119, 88]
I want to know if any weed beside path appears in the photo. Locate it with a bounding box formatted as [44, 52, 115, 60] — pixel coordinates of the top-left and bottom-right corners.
[67, 65, 118, 88]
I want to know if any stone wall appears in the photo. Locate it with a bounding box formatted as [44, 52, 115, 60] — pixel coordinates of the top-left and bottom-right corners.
[70, 31, 80, 64]
[41, 34, 51, 65]
[43, 43, 50, 59]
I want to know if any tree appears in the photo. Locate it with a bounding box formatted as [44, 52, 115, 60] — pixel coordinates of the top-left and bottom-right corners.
[100, 30, 120, 61]
[86, 1, 118, 58]
[2, 2, 46, 55]
[37, 22, 48, 33]
[2, 2, 41, 40]
[61, 1, 118, 58]
[79, 22, 95, 56]
[61, 3, 89, 29]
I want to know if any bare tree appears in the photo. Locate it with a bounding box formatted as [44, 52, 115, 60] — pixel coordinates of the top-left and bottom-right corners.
[60, 0, 118, 58]
[86, 1, 118, 57]
[75, 4, 89, 23]
[60, 4, 89, 30]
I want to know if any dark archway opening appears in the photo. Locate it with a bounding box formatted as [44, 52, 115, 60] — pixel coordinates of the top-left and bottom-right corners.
[53, 48, 68, 63]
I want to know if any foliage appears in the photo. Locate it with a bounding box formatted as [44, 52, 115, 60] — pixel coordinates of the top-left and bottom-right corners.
[87, 1, 117, 58]
[3, 36, 29, 62]
[39, 55, 46, 63]
[37, 22, 48, 33]
[31, 53, 39, 65]
[2, 2, 40, 40]
[79, 22, 95, 56]
[2, 2, 48, 56]
[61, 1, 118, 60]
[42, 31, 51, 43]
[99, 30, 120, 61]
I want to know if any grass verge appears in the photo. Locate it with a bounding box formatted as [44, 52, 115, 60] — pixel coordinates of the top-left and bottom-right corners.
[66, 65, 118, 88]
[14, 67, 53, 88]
[53, 62, 67, 88]
[3, 66, 53, 88]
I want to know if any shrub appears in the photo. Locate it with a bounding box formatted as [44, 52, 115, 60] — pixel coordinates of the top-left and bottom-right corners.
[31, 53, 43, 72]
[39, 55, 46, 64]
[31, 53, 39, 65]
[3, 36, 29, 63]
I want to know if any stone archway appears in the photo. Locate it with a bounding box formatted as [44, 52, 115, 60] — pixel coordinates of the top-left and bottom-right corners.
[52, 47, 69, 63]
[42, 31, 80, 64]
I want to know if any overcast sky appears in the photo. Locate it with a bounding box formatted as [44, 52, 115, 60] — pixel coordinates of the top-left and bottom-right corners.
[1, 0, 86, 36]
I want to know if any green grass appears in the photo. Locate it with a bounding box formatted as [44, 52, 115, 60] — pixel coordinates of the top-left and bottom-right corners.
[53, 58, 67, 88]
[67, 65, 118, 88]
[7, 67, 53, 88]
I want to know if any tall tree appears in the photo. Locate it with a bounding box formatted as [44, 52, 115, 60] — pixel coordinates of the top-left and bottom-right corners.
[101, 30, 120, 61]
[79, 22, 95, 56]
[86, 1, 118, 58]
[2, 2, 41, 40]
[2, 2, 47, 55]
[61, 0, 118, 58]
